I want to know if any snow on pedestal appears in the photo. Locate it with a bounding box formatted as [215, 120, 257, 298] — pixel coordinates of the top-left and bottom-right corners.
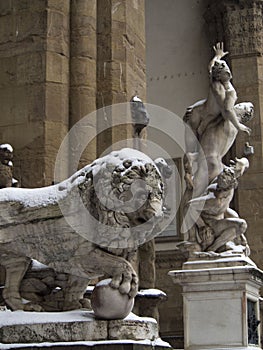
[169, 256, 263, 350]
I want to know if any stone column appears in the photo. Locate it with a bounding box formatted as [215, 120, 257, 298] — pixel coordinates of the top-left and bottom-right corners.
[44, 0, 70, 183]
[96, 1, 159, 320]
[96, 0, 146, 156]
[205, 0, 263, 268]
[69, 0, 97, 170]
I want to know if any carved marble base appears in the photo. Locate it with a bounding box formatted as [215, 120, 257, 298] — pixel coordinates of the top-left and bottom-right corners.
[0, 310, 167, 346]
[169, 256, 263, 350]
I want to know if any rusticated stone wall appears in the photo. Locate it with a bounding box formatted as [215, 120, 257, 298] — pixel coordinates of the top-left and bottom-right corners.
[0, 0, 66, 187]
[0, 0, 71, 187]
[0, 0, 146, 186]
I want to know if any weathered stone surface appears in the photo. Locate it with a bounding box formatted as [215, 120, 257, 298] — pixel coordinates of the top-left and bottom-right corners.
[0, 149, 164, 313]
[155, 250, 185, 350]
[0, 311, 161, 345]
[48, 0, 70, 13]
[0, 312, 107, 343]
[45, 85, 69, 122]
[169, 263, 263, 350]
[46, 9, 70, 56]
[109, 317, 158, 341]
[96, 0, 146, 156]
[17, 53, 45, 85]
[69, 0, 96, 168]
[71, 0, 96, 20]
[46, 52, 69, 84]
[71, 34, 96, 59]
[70, 58, 96, 87]
[70, 87, 97, 123]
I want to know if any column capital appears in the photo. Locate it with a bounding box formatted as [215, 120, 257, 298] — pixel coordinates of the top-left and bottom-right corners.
[205, 0, 263, 57]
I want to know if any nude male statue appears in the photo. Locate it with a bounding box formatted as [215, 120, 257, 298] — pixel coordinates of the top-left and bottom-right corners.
[183, 43, 253, 196]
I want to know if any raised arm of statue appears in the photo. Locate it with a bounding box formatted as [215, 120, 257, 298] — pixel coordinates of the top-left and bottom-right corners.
[208, 42, 229, 75]
[209, 44, 251, 136]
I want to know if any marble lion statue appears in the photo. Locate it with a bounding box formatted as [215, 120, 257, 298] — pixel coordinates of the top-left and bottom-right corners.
[0, 148, 164, 312]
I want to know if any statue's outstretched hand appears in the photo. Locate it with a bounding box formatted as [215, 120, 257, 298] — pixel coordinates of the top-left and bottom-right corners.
[213, 42, 229, 60]
[239, 124, 251, 135]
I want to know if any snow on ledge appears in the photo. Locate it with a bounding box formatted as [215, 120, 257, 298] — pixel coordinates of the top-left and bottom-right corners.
[137, 289, 167, 298]
[0, 338, 171, 349]
[0, 310, 157, 327]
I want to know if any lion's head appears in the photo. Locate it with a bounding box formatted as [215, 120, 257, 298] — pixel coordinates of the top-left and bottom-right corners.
[77, 148, 165, 250]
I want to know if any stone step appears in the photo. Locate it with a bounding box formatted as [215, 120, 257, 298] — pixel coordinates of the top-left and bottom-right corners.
[0, 310, 167, 346]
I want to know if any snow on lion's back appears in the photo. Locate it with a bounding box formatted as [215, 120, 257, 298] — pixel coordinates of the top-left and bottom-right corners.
[0, 148, 157, 209]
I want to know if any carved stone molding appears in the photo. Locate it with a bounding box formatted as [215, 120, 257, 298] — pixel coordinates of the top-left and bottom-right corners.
[156, 250, 186, 269]
[205, 0, 263, 57]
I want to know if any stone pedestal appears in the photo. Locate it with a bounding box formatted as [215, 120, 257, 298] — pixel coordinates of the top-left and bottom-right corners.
[169, 256, 263, 350]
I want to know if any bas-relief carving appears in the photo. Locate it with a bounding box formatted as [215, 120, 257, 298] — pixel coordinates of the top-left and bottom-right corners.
[181, 43, 254, 258]
[0, 148, 164, 314]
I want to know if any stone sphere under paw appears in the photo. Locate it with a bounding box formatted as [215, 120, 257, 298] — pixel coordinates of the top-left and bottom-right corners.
[91, 279, 134, 320]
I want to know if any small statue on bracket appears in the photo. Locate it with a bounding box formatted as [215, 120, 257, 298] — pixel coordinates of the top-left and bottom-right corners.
[130, 95, 150, 138]
[0, 143, 19, 188]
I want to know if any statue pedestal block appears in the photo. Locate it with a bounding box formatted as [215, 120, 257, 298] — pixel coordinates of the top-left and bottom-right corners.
[0, 310, 171, 349]
[169, 256, 263, 350]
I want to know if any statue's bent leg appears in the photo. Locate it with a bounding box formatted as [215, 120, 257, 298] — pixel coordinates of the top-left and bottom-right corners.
[207, 218, 247, 252]
[184, 152, 198, 189]
[1, 255, 31, 310]
[192, 155, 222, 197]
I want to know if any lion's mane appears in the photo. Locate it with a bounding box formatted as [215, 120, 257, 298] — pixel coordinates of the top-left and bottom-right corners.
[77, 152, 164, 251]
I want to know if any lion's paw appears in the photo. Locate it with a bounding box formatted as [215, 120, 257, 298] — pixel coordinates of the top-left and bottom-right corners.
[110, 271, 138, 298]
